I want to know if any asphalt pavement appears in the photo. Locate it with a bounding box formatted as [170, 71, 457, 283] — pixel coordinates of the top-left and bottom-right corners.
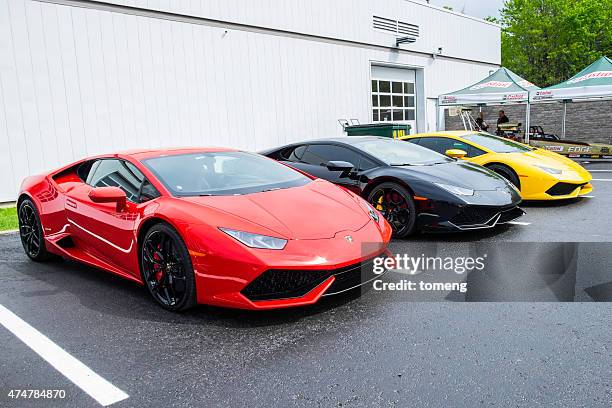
[1, 162, 611, 407]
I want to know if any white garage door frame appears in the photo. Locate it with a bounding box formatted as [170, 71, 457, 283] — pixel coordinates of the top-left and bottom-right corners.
[369, 62, 425, 134]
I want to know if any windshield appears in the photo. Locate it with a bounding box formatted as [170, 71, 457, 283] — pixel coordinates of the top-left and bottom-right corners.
[464, 133, 532, 153]
[143, 151, 310, 196]
[352, 138, 453, 166]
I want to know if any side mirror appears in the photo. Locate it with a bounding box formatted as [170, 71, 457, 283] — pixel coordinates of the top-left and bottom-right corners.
[326, 161, 354, 172]
[326, 161, 355, 178]
[445, 149, 467, 159]
[89, 186, 127, 211]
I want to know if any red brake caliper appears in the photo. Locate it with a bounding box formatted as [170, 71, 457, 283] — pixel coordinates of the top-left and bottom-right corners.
[154, 244, 163, 282]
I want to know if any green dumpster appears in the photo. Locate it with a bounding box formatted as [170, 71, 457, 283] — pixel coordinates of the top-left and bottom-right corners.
[344, 123, 411, 139]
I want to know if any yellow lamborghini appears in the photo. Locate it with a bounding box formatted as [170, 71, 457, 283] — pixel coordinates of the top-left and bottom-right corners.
[399, 131, 593, 200]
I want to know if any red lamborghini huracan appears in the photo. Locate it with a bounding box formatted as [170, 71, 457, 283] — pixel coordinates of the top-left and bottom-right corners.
[18, 148, 392, 311]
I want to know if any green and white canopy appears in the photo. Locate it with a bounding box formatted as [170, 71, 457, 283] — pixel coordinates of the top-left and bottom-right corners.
[439, 67, 539, 106]
[530, 56, 612, 102]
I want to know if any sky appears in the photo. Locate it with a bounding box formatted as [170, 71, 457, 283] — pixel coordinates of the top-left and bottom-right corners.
[427, 0, 506, 20]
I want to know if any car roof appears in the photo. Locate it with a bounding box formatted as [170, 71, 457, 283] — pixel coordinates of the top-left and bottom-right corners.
[408, 131, 480, 138]
[283, 136, 391, 146]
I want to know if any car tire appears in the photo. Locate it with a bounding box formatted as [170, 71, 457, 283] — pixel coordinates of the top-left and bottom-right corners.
[486, 164, 520, 190]
[140, 223, 197, 312]
[366, 182, 417, 238]
[18, 198, 53, 262]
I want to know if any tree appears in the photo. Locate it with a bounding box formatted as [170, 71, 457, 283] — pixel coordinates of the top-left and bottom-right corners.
[499, 0, 612, 87]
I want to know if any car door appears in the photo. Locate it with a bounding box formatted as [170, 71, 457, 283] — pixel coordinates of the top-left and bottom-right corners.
[282, 144, 363, 193]
[64, 158, 157, 275]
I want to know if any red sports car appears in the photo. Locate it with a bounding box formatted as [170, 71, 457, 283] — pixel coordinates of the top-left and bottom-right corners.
[17, 148, 392, 311]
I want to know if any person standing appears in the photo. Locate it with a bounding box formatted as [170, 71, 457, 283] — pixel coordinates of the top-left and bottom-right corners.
[475, 112, 488, 132]
[497, 110, 509, 125]
[496, 110, 509, 135]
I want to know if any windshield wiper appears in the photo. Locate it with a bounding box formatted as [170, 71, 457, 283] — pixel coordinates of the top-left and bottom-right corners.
[389, 163, 413, 166]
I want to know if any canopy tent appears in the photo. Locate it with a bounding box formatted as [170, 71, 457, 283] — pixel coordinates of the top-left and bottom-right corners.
[529, 56, 612, 140]
[531, 56, 612, 102]
[439, 67, 539, 106]
[437, 68, 540, 135]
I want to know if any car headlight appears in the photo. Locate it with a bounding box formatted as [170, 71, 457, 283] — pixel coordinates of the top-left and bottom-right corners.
[434, 183, 474, 196]
[219, 228, 287, 250]
[535, 165, 562, 175]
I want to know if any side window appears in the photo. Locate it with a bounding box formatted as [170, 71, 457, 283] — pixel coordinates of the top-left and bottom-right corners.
[417, 137, 449, 155]
[301, 144, 362, 168]
[282, 145, 307, 162]
[406, 137, 421, 145]
[358, 157, 377, 171]
[86, 159, 157, 203]
[418, 137, 485, 158]
[76, 160, 96, 181]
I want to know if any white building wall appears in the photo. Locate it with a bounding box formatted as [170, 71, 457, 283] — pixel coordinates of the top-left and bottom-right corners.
[0, 0, 500, 202]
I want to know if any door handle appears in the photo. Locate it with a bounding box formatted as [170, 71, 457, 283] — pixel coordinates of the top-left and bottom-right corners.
[66, 198, 78, 209]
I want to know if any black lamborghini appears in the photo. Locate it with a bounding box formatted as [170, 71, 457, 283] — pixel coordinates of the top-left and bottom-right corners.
[261, 137, 524, 237]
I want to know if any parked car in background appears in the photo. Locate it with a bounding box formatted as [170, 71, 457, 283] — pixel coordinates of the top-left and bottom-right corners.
[400, 131, 593, 200]
[262, 137, 523, 237]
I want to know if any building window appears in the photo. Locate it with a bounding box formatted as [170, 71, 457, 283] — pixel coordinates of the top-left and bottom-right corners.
[371, 80, 415, 122]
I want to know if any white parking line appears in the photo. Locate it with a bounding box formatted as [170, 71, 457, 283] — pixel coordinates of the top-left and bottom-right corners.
[507, 221, 531, 226]
[0, 304, 129, 406]
[581, 195, 595, 198]
[591, 178, 612, 181]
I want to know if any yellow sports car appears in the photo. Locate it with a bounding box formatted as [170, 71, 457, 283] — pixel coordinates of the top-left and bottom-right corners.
[399, 131, 593, 200]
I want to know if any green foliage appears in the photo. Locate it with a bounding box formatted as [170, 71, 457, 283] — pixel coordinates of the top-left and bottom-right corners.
[0, 207, 18, 231]
[499, 0, 612, 87]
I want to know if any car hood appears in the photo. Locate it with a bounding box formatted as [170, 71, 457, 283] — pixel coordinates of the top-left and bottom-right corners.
[180, 179, 370, 239]
[512, 149, 592, 177]
[398, 160, 510, 191]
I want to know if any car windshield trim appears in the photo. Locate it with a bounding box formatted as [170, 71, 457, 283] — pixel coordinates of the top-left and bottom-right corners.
[142, 151, 311, 197]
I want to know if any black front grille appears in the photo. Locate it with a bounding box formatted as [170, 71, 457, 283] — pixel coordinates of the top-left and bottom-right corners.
[451, 206, 502, 226]
[546, 182, 585, 196]
[325, 258, 379, 296]
[242, 258, 380, 301]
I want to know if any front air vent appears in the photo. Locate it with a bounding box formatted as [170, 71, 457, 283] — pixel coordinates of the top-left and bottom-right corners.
[373, 15, 420, 37]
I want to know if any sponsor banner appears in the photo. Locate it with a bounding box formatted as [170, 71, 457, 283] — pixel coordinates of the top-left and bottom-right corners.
[440, 95, 457, 104]
[567, 146, 592, 153]
[469, 81, 512, 90]
[440, 92, 528, 105]
[543, 145, 564, 152]
[531, 90, 554, 101]
[567, 70, 612, 84]
[530, 84, 612, 101]
[503, 92, 527, 101]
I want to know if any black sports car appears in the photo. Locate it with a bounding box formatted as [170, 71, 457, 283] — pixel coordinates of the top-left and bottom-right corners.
[261, 137, 524, 237]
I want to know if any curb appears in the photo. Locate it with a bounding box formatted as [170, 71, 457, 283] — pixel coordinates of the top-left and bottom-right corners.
[0, 229, 18, 235]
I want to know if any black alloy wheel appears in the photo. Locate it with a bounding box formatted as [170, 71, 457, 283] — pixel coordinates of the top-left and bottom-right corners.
[367, 182, 417, 238]
[141, 223, 196, 311]
[18, 199, 51, 261]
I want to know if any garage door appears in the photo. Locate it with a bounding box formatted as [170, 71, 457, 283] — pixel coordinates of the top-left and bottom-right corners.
[370, 65, 417, 134]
